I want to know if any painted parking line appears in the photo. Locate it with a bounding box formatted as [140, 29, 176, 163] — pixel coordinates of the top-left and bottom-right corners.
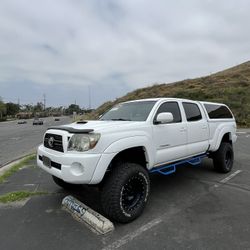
[103, 218, 162, 250]
[214, 170, 242, 188]
[220, 170, 242, 183]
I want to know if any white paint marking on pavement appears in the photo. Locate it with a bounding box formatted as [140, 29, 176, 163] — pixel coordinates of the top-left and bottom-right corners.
[103, 218, 162, 250]
[10, 137, 21, 140]
[219, 170, 242, 184]
[236, 131, 247, 134]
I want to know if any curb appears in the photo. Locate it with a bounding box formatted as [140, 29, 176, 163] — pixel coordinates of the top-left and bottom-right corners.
[0, 153, 36, 177]
[0, 148, 37, 168]
[62, 195, 114, 235]
[236, 129, 250, 134]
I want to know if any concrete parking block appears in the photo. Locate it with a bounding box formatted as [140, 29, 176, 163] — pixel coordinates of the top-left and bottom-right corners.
[62, 195, 114, 235]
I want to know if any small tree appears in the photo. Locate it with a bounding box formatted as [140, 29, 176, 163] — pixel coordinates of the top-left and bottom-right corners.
[65, 104, 81, 115]
[33, 102, 44, 112]
[0, 98, 6, 120]
[22, 104, 34, 112]
[6, 102, 20, 117]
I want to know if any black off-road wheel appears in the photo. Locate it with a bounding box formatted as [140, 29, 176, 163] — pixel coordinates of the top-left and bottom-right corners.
[101, 163, 150, 223]
[212, 142, 234, 173]
[52, 175, 76, 190]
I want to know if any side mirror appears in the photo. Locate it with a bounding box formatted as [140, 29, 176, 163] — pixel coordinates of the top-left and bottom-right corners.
[155, 112, 173, 124]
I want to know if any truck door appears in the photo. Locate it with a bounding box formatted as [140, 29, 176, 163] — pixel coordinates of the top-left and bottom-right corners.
[153, 101, 188, 165]
[182, 102, 209, 156]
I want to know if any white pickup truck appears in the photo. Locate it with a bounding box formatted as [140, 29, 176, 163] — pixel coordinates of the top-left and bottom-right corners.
[37, 98, 237, 223]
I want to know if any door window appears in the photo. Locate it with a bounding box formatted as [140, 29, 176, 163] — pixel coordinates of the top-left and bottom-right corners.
[183, 102, 202, 122]
[154, 102, 182, 123]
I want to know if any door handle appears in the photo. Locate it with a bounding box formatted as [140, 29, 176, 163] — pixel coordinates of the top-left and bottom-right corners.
[180, 127, 186, 132]
[202, 125, 207, 129]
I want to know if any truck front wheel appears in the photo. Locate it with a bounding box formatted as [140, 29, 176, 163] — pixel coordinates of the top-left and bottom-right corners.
[101, 162, 150, 223]
[212, 142, 234, 173]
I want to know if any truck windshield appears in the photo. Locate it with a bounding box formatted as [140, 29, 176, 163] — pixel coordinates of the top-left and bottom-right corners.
[100, 101, 156, 121]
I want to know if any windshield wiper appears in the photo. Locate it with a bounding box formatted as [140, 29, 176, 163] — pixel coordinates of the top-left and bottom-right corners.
[111, 118, 131, 121]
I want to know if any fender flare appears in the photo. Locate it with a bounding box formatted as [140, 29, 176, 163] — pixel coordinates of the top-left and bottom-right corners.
[89, 136, 153, 184]
[104, 136, 154, 167]
[213, 127, 233, 151]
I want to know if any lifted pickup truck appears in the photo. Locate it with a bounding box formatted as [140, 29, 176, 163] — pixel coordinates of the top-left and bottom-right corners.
[37, 98, 237, 223]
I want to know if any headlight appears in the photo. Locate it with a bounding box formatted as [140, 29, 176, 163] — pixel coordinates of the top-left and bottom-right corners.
[67, 133, 100, 152]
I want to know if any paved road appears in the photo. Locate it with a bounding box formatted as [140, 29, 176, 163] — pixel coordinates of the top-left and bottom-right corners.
[0, 131, 249, 249]
[0, 116, 72, 167]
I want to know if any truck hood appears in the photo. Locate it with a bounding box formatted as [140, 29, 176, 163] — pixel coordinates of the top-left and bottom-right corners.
[56, 120, 146, 134]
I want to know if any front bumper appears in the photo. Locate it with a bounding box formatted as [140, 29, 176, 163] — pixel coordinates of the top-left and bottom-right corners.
[37, 144, 104, 184]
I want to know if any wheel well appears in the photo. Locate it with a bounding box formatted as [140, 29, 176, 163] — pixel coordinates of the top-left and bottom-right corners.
[106, 146, 148, 173]
[209, 132, 233, 158]
[221, 133, 232, 145]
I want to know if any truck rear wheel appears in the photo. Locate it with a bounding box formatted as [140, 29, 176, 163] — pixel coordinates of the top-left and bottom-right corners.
[212, 142, 234, 173]
[101, 162, 150, 223]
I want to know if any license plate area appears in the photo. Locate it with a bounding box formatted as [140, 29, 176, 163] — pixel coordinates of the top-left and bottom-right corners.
[42, 156, 51, 168]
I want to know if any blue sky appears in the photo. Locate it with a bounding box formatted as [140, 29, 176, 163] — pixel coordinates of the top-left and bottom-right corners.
[0, 0, 250, 108]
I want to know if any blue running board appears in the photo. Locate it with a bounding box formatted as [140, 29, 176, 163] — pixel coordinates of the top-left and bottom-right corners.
[149, 154, 207, 176]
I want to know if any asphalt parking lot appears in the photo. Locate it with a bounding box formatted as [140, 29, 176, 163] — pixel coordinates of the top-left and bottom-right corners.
[0, 131, 249, 250]
[0, 116, 71, 167]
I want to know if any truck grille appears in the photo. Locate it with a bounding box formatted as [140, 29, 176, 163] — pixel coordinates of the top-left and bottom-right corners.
[44, 133, 64, 152]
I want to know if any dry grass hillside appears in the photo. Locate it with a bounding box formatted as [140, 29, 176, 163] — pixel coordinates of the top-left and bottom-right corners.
[85, 61, 250, 127]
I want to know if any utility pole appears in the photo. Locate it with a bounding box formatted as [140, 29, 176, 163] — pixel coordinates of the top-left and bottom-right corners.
[88, 85, 91, 109]
[43, 94, 46, 111]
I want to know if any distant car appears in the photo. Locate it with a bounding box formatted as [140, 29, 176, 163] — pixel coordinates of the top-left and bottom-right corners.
[17, 120, 27, 124]
[33, 118, 43, 125]
[54, 118, 60, 121]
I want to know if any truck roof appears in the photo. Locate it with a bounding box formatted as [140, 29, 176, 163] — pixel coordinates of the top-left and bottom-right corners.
[124, 97, 186, 103]
[123, 98, 226, 106]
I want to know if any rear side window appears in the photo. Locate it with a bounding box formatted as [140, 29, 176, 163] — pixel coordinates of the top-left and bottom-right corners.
[204, 104, 233, 119]
[183, 102, 202, 122]
[155, 102, 182, 123]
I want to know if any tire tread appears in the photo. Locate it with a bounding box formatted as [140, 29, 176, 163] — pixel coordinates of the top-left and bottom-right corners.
[101, 162, 149, 223]
[212, 142, 234, 173]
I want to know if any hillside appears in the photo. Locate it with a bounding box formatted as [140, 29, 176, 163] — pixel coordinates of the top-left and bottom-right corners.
[86, 61, 250, 127]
